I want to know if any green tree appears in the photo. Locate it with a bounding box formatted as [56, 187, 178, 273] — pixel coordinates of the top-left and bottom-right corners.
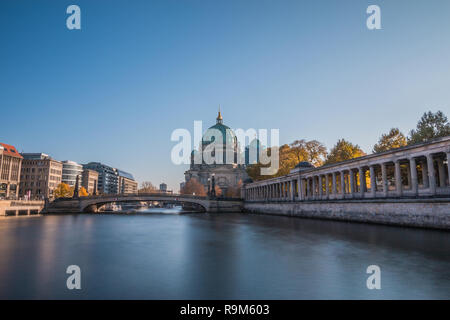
[373, 128, 407, 153]
[325, 139, 365, 165]
[408, 110, 450, 144]
[54, 183, 73, 198]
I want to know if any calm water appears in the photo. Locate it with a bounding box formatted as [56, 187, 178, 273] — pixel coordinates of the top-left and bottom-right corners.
[1, 209, 450, 299]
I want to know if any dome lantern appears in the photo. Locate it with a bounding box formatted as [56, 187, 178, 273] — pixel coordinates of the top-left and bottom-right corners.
[216, 106, 223, 124]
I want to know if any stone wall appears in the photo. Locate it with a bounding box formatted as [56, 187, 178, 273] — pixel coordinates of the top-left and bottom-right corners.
[244, 199, 450, 230]
[0, 200, 45, 216]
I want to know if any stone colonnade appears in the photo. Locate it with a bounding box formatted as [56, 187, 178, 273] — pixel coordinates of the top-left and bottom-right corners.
[245, 138, 450, 202]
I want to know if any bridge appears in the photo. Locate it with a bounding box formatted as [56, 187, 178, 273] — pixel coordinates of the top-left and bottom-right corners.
[45, 193, 243, 214]
[243, 136, 450, 229]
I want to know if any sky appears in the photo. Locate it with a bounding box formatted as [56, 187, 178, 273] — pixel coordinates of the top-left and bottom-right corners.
[1, 0, 450, 191]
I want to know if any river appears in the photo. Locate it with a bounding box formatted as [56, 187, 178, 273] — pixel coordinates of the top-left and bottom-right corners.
[0, 208, 449, 299]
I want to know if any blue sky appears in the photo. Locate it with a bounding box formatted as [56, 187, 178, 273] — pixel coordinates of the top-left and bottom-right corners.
[1, 0, 450, 191]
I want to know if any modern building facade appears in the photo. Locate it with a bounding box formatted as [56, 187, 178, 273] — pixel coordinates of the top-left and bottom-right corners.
[19, 153, 63, 199]
[83, 162, 119, 194]
[0, 143, 23, 199]
[62, 160, 83, 188]
[82, 169, 99, 194]
[117, 170, 138, 194]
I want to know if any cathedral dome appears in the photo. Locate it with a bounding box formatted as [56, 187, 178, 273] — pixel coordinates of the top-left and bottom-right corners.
[202, 110, 237, 147]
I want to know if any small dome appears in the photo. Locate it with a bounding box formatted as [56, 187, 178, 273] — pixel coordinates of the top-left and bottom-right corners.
[295, 161, 314, 169]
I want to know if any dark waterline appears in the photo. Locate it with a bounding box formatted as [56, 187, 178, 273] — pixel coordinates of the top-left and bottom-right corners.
[0, 209, 450, 299]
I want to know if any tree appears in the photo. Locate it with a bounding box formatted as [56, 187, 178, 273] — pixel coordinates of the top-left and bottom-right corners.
[54, 183, 73, 198]
[304, 140, 327, 166]
[246, 139, 327, 181]
[246, 145, 295, 181]
[214, 185, 222, 197]
[289, 140, 327, 166]
[325, 139, 366, 165]
[138, 181, 157, 194]
[181, 178, 206, 196]
[79, 187, 88, 197]
[408, 110, 450, 144]
[226, 180, 243, 198]
[373, 128, 407, 153]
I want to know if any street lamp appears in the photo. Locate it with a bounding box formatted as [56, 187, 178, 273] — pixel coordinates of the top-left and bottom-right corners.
[211, 174, 216, 198]
[207, 177, 211, 197]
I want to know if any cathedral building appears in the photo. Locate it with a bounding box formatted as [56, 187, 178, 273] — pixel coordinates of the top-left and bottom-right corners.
[184, 110, 250, 196]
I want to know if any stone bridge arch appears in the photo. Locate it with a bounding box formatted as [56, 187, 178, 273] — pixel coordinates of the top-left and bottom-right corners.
[79, 194, 210, 213]
[45, 193, 243, 214]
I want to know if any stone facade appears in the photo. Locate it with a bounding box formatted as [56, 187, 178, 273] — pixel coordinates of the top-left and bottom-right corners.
[118, 175, 138, 194]
[82, 169, 99, 194]
[243, 136, 450, 229]
[244, 200, 450, 230]
[184, 111, 249, 195]
[20, 153, 63, 199]
[0, 143, 22, 199]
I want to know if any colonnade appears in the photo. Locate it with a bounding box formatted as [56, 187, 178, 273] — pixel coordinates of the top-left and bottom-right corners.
[245, 143, 450, 202]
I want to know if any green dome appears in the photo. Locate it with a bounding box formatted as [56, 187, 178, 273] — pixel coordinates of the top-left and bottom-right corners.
[202, 111, 236, 147]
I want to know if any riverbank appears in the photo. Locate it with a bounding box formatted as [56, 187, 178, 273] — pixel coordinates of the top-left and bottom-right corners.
[0, 200, 44, 216]
[244, 198, 450, 230]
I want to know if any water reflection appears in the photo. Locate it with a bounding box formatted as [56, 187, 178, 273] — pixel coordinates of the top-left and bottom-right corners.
[0, 212, 449, 299]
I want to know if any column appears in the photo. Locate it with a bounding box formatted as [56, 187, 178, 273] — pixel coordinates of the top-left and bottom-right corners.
[427, 153, 436, 195]
[409, 158, 418, 196]
[422, 160, 429, 188]
[312, 176, 316, 200]
[447, 152, 450, 187]
[318, 175, 323, 199]
[297, 178, 303, 201]
[332, 172, 337, 197]
[307, 178, 311, 199]
[437, 158, 446, 187]
[325, 174, 329, 199]
[340, 171, 345, 197]
[359, 167, 365, 197]
[394, 160, 402, 197]
[370, 165, 376, 198]
[381, 163, 388, 197]
[290, 180, 295, 201]
[349, 169, 355, 197]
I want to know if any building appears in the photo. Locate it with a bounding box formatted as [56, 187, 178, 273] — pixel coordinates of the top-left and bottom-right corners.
[117, 170, 138, 194]
[184, 111, 250, 195]
[81, 169, 99, 194]
[159, 182, 173, 194]
[62, 160, 83, 188]
[179, 182, 185, 193]
[0, 143, 23, 199]
[19, 153, 63, 199]
[83, 162, 119, 194]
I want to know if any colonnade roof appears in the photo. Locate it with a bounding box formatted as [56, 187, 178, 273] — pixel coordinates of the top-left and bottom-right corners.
[246, 135, 450, 187]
